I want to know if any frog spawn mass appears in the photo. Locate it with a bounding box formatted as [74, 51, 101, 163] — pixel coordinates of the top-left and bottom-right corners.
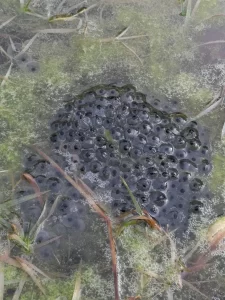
[19, 85, 212, 242]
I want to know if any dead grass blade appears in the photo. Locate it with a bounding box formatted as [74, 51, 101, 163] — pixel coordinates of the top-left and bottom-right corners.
[1, 62, 13, 87]
[9, 36, 16, 52]
[191, 0, 202, 16]
[48, 14, 78, 22]
[117, 35, 148, 41]
[116, 26, 130, 39]
[23, 173, 44, 206]
[49, 3, 97, 22]
[34, 28, 78, 34]
[34, 235, 61, 250]
[0, 46, 12, 60]
[72, 260, 82, 300]
[25, 11, 48, 20]
[183, 240, 201, 263]
[0, 253, 21, 268]
[15, 257, 46, 295]
[14, 34, 39, 58]
[0, 262, 4, 300]
[33, 147, 119, 300]
[184, 0, 192, 24]
[19, 259, 51, 279]
[28, 194, 49, 239]
[221, 121, 225, 140]
[12, 275, 27, 300]
[19, 0, 25, 8]
[201, 14, 225, 22]
[67, 1, 87, 14]
[136, 210, 163, 231]
[182, 279, 209, 299]
[0, 16, 16, 30]
[72, 3, 98, 17]
[120, 42, 143, 65]
[197, 40, 225, 47]
[56, 0, 67, 14]
[167, 289, 173, 300]
[107, 220, 119, 300]
[190, 97, 223, 121]
[1, 191, 47, 208]
[121, 177, 143, 215]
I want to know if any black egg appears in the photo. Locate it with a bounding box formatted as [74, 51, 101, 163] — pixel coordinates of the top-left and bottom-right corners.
[181, 127, 198, 140]
[173, 135, 186, 149]
[35, 230, 49, 244]
[56, 197, 72, 215]
[150, 191, 167, 207]
[146, 167, 159, 179]
[46, 177, 61, 193]
[158, 143, 174, 155]
[130, 147, 143, 159]
[38, 246, 53, 260]
[179, 159, 197, 172]
[62, 213, 85, 231]
[119, 139, 131, 153]
[80, 150, 95, 162]
[89, 160, 102, 173]
[189, 178, 204, 192]
[99, 166, 111, 180]
[137, 178, 151, 191]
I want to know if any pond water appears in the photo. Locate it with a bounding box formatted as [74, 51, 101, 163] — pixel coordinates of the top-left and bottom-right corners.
[1, 0, 225, 299]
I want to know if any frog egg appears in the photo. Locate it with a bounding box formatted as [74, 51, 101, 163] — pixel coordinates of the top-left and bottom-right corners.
[24, 61, 40, 73]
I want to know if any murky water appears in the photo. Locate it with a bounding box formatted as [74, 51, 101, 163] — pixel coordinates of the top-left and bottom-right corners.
[1, 1, 225, 299]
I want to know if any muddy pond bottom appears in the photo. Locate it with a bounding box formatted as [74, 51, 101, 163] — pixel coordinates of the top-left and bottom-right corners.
[17, 84, 213, 262]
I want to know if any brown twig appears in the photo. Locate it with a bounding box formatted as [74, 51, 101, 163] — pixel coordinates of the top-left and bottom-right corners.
[33, 146, 120, 300]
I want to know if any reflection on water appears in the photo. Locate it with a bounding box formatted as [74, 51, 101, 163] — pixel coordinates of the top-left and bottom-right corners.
[1, 0, 225, 299]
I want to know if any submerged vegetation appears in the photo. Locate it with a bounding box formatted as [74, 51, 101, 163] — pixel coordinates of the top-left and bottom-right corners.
[0, 0, 225, 299]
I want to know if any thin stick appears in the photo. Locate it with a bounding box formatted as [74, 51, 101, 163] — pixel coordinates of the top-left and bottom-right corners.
[116, 26, 130, 39]
[197, 40, 225, 47]
[0, 46, 12, 60]
[182, 279, 209, 299]
[0, 262, 4, 300]
[117, 35, 148, 41]
[33, 28, 78, 34]
[190, 98, 223, 121]
[0, 16, 16, 30]
[14, 33, 39, 58]
[67, 1, 87, 14]
[120, 42, 143, 65]
[191, 0, 202, 17]
[25, 12, 48, 20]
[12, 276, 27, 300]
[56, 0, 67, 14]
[1, 62, 13, 87]
[72, 260, 82, 300]
[221, 121, 225, 140]
[184, 0, 192, 24]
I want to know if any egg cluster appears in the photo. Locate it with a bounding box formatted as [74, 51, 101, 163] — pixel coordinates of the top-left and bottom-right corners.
[18, 85, 212, 244]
